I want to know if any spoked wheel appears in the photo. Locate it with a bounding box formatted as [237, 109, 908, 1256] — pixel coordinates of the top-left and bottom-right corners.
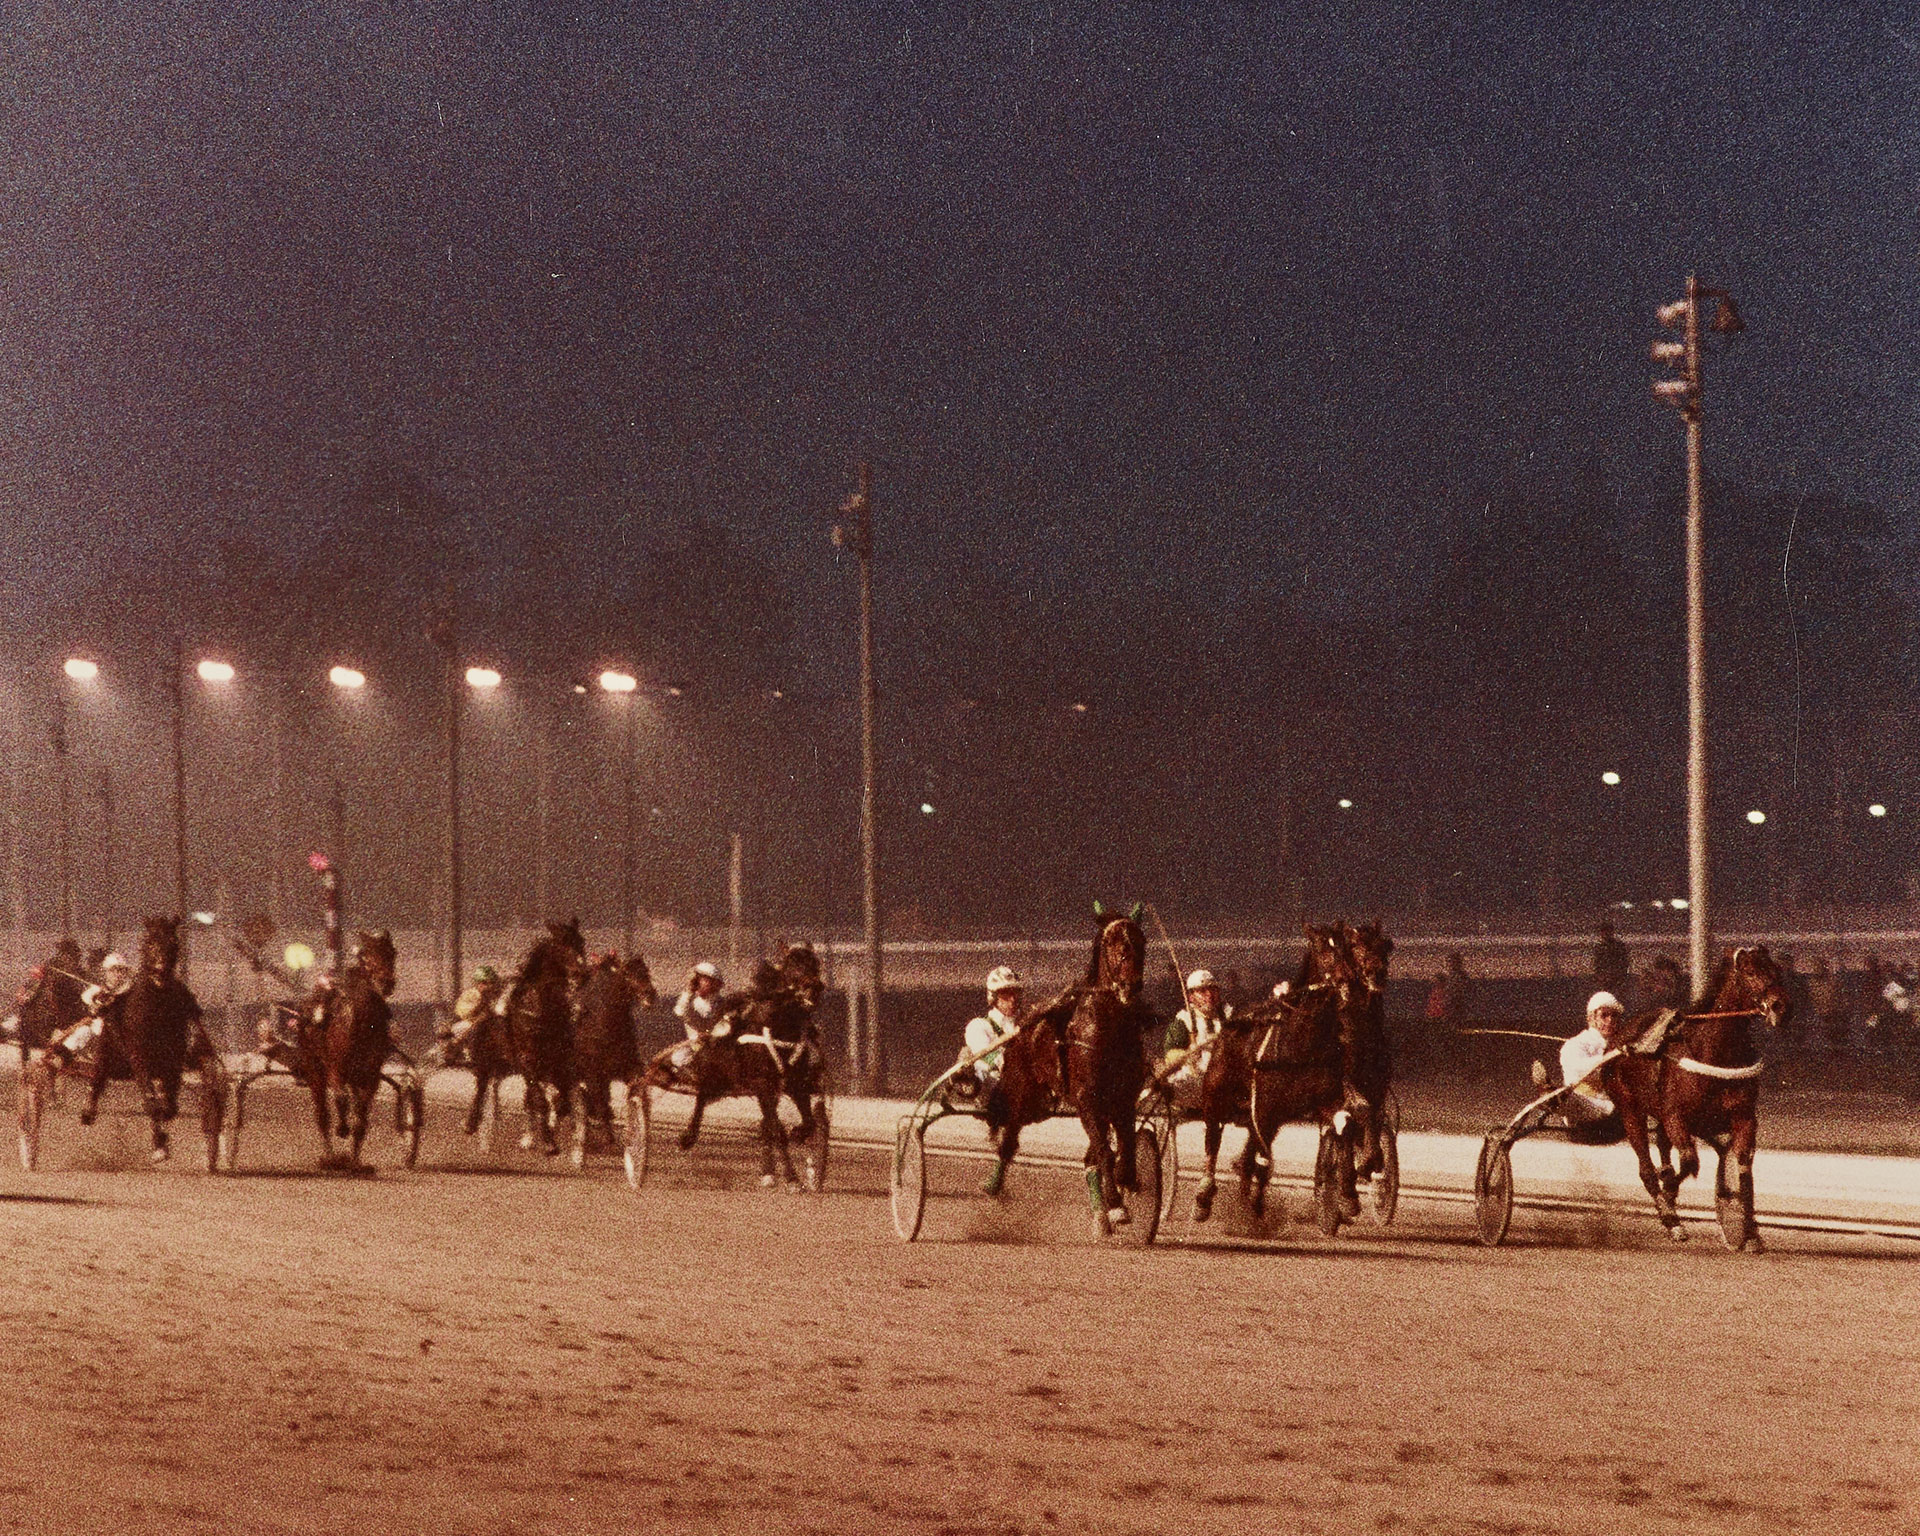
[1474, 1134, 1515, 1247]
[1312, 1127, 1346, 1236]
[890, 1118, 927, 1241]
[1111, 1126, 1162, 1248]
[803, 1096, 831, 1193]
[18, 1058, 47, 1171]
[1366, 1105, 1401, 1228]
[623, 1084, 650, 1191]
[397, 1081, 425, 1169]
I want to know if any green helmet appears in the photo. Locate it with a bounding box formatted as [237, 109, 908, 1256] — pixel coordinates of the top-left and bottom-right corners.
[473, 965, 499, 985]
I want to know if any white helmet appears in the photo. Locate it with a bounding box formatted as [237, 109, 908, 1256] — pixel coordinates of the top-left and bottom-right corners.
[985, 965, 1023, 998]
[692, 961, 721, 981]
[102, 952, 130, 975]
[1185, 968, 1217, 993]
[1586, 990, 1624, 1019]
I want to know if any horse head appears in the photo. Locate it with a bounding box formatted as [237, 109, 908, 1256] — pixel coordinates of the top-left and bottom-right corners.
[1725, 944, 1791, 1031]
[621, 951, 659, 1009]
[1342, 920, 1394, 996]
[353, 929, 399, 998]
[777, 943, 825, 1008]
[139, 917, 180, 984]
[1301, 921, 1358, 998]
[1093, 914, 1146, 1000]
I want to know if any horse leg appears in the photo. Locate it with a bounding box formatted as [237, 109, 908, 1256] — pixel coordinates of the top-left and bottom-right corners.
[81, 1046, 109, 1127]
[308, 1077, 334, 1162]
[1624, 1111, 1684, 1241]
[790, 1089, 822, 1190]
[464, 1068, 491, 1137]
[678, 1090, 708, 1152]
[1654, 1120, 1680, 1207]
[1729, 1116, 1763, 1253]
[1194, 1119, 1223, 1222]
[1337, 1131, 1360, 1220]
[348, 1082, 372, 1164]
[982, 1124, 1017, 1197]
[570, 1084, 589, 1169]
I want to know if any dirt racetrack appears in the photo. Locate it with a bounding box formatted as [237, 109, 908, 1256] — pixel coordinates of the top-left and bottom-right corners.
[3, 1083, 1917, 1536]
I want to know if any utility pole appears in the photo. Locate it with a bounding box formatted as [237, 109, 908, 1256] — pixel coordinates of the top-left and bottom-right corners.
[53, 700, 72, 939]
[169, 634, 188, 922]
[621, 695, 637, 959]
[1651, 274, 1743, 989]
[835, 464, 883, 1093]
[429, 605, 463, 1002]
[96, 768, 114, 948]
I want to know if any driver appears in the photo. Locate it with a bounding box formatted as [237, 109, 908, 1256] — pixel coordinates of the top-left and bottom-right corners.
[1161, 968, 1230, 1112]
[667, 962, 726, 1074]
[1554, 990, 1626, 1142]
[441, 964, 504, 1065]
[955, 966, 1023, 1097]
[48, 951, 134, 1064]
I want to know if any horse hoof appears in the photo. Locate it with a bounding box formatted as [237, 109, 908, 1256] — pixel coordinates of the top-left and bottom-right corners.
[1744, 1233, 1766, 1255]
[149, 1146, 169, 1166]
[79, 1110, 96, 1128]
[1668, 1224, 1690, 1243]
[677, 1132, 698, 1152]
[1108, 1205, 1130, 1226]
[569, 1146, 585, 1170]
[518, 1132, 535, 1152]
[757, 1174, 776, 1189]
[1193, 1184, 1216, 1223]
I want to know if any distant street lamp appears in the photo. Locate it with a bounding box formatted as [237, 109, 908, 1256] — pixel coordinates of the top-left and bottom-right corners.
[1868, 803, 1888, 819]
[328, 665, 366, 691]
[1651, 272, 1744, 987]
[1746, 810, 1767, 826]
[465, 666, 502, 690]
[196, 659, 236, 685]
[62, 657, 99, 683]
[1601, 771, 1622, 787]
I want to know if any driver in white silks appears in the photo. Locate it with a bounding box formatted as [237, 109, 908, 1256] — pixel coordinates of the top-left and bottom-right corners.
[953, 966, 1024, 1100]
[1161, 968, 1232, 1113]
[48, 952, 134, 1063]
[667, 962, 726, 1074]
[1551, 990, 1628, 1143]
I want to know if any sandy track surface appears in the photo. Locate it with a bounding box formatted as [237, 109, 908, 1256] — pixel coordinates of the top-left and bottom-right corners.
[3, 1086, 1917, 1536]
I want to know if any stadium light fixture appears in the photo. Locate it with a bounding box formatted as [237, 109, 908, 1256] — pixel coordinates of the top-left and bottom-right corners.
[62, 657, 99, 682]
[328, 666, 366, 691]
[1746, 809, 1766, 826]
[598, 670, 637, 694]
[196, 659, 236, 685]
[464, 666, 502, 690]
[1601, 771, 1622, 787]
[1869, 803, 1888, 818]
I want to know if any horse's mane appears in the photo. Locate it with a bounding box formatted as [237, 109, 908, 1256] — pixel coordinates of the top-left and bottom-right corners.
[1688, 950, 1741, 1013]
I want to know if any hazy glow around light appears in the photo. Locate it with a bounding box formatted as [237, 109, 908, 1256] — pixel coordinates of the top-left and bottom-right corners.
[1746, 809, 1766, 825]
[464, 666, 502, 689]
[598, 670, 637, 694]
[1869, 803, 1888, 818]
[62, 658, 99, 682]
[328, 666, 366, 690]
[196, 659, 236, 684]
[1601, 770, 1621, 786]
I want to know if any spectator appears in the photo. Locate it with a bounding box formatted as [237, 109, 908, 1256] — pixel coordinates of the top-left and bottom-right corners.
[1424, 973, 1450, 1023]
[1440, 952, 1473, 1027]
[1591, 920, 1631, 998]
[1859, 954, 1889, 1052]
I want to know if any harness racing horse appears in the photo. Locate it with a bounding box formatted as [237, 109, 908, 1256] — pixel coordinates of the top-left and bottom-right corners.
[13, 948, 88, 1058]
[474, 919, 588, 1155]
[1191, 923, 1352, 1222]
[982, 908, 1154, 1234]
[295, 930, 398, 1165]
[1340, 920, 1395, 1181]
[1602, 945, 1789, 1251]
[567, 952, 657, 1168]
[83, 917, 225, 1165]
[645, 943, 828, 1189]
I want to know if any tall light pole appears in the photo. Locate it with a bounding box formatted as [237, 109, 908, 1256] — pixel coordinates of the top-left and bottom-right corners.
[1652, 274, 1743, 987]
[599, 670, 639, 957]
[168, 635, 189, 921]
[58, 657, 101, 940]
[834, 463, 882, 1092]
[427, 609, 464, 1004]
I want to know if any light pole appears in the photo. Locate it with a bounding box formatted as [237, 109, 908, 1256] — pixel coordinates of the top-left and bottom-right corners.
[599, 670, 639, 957]
[96, 768, 114, 948]
[1651, 274, 1743, 988]
[54, 658, 94, 938]
[834, 463, 883, 1094]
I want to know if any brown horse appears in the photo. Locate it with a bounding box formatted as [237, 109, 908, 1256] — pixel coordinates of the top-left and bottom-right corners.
[646, 943, 828, 1188]
[471, 919, 588, 1155]
[1602, 944, 1789, 1250]
[12, 944, 89, 1058]
[83, 917, 224, 1164]
[567, 951, 657, 1168]
[983, 909, 1153, 1234]
[1340, 920, 1395, 1180]
[1191, 923, 1352, 1221]
[295, 929, 398, 1165]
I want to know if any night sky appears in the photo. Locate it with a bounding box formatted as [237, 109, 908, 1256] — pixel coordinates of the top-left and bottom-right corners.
[3, 4, 1915, 937]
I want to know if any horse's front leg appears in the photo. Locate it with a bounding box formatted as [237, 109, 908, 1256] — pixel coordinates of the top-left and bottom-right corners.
[1624, 1111, 1685, 1241]
[789, 1087, 823, 1191]
[678, 1089, 709, 1152]
[1727, 1114, 1762, 1253]
[570, 1084, 591, 1169]
[983, 1123, 1019, 1197]
[464, 1067, 492, 1137]
[758, 1086, 799, 1190]
[1195, 1117, 1225, 1222]
[307, 1078, 334, 1162]
[347, 1082, 373, 1164]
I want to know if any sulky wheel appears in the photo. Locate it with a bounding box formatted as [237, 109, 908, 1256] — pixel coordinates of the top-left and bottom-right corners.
[1112, 1125, 1162, 1248]
[1367, 1111, 1401, 1228]
[804, 1095, 831, 1193]
[1312, 1126, 1346, 1236]
[397, 1081, 425, 1169]
[17, 1058, 47, 1171]
[623, 1083, 650, 1191]
[1473, 1134, 1514, 1247]
[890, 1117, 927, 1241]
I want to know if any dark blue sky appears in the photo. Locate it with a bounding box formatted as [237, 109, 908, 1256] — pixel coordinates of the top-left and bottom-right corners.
[2, 3, 1915, 929]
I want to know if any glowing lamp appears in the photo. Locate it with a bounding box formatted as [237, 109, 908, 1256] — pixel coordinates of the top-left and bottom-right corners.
[598, 670, 637, 694]
[465, 667, 502, 690]
[62, 658, 99, 682]
[196, 659, 236, 684]
[329, 666, 366, 690]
